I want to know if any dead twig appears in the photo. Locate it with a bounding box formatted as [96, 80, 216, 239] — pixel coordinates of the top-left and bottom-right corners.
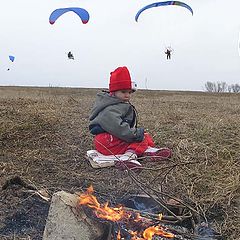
[128, 170, 200, 217]
[128, 171, 182, 221]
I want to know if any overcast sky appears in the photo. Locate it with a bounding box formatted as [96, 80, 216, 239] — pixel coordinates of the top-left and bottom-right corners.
[0, 0, 239, 91]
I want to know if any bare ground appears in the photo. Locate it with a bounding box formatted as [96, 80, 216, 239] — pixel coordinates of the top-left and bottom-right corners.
[0, 86, 239, 239]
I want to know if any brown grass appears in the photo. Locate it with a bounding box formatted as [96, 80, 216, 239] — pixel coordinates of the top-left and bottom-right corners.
[0, 86, 239, 239]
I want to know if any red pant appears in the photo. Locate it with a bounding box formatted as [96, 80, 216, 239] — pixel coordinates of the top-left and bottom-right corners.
[94, 133, 155, 156]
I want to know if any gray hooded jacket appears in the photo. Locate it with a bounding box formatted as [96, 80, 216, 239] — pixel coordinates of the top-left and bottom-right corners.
[89, 92, 144, 143]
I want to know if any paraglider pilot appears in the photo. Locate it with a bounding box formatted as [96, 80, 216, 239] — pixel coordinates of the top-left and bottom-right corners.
[89, 66, 172, 171]
[165, 48, 172, 60]
[68, 51, 74, 60]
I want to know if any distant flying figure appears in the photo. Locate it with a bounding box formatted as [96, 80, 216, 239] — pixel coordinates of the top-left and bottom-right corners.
[67, 51, 74, 60]
[165, 47, 173, 60]
[7, 55, 15, 71]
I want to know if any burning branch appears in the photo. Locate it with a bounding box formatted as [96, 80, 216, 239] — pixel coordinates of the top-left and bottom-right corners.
[78, 185, 176, 239]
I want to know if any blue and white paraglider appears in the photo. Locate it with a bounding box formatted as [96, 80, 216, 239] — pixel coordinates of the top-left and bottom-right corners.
[7, 55, 15, 71]
[49, 8, 90, 60]
[135, 1, 193, 22]
[135, 1, 193, 60]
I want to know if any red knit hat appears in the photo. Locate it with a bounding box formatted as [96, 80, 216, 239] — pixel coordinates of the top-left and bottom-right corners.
[109, 66, 137, 92]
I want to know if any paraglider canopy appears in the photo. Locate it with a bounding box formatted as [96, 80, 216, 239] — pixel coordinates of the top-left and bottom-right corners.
[9, 55, 15, 62]
[49, 7, 90, 25]
[135, 1, 193, 22]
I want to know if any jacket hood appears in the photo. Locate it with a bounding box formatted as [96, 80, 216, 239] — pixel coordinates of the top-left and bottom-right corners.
[89, 92, 124, 120]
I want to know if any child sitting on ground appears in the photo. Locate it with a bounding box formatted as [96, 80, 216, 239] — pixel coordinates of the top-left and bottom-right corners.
[89, 66, 172, 170]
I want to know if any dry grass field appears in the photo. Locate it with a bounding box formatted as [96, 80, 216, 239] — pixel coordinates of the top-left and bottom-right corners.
[0, 86, 239, 240]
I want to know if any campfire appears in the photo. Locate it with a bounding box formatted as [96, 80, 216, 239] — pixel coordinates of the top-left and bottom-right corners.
[77, 186, 223, 240]
[78, 185, 189, 240]
[42, 186, 222, 240]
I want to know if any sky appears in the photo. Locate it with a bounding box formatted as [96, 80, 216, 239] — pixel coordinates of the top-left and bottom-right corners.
[0, 0, 239, 91]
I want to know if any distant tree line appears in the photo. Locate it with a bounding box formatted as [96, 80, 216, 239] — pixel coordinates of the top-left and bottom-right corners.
[204, 81, 240, 93]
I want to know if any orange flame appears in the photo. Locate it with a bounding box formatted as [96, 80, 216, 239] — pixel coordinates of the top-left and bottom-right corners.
[79, 186, 175, 239]
[79, 185, 128, 222]
[117, 230, 121, 240]
[143, 226, 175, 239]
